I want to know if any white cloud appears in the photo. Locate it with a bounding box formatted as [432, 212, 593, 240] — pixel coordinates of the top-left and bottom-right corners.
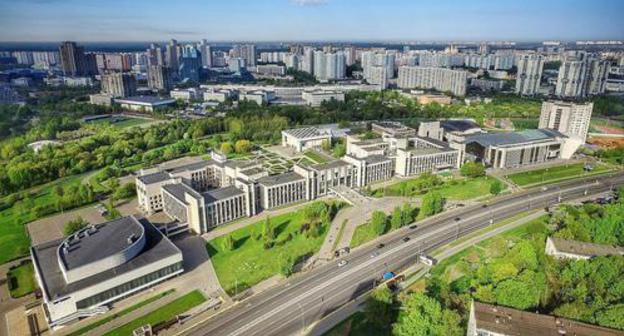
[290, 0, 328, 7]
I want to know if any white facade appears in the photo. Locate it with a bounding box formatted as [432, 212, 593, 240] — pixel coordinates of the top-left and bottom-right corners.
[397, 66, 467, 96]
[539, 101, 593, 142]
[281, 127, 332, 152]
[515, 53, 544, 95]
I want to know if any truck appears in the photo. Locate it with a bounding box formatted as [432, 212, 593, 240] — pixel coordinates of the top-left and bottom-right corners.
[419, 254, 438, 266]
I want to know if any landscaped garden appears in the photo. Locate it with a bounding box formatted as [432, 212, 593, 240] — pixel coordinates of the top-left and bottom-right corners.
[207, 201, 344, 295]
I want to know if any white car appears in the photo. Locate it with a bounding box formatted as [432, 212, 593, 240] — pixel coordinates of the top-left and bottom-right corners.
[337, 260, 348, 267]
[370, 252, 378, 258]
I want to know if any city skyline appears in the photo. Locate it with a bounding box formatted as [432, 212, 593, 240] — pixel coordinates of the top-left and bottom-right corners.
[1, 0, 623, 42]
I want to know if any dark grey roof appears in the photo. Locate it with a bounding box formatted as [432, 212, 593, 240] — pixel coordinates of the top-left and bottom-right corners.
[168, 160, 215, 174]
[311, 159, 351, 171]
[137, 171, 170, 184]
[465, 129, 565, 147]
[31, 216, 181, 300]
[414, 136, 451, 149]
[203, 186, 244, 203]
[60, 216, 144, 270]
[364, 155, 393, 164]
[257, 172, 305, 186]
[240, 167, 266, 176]
[224, 160, 258, 169]
[440, 119, 480, 132]
[162, 182, 201, 204]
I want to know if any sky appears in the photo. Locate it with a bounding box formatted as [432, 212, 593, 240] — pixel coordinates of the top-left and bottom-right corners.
[0, 0, 623, 42]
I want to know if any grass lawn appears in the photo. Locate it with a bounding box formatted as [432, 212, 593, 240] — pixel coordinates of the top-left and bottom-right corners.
[103, 290, 205, 336]
[0, 174, 84, 264]
[350, 221, 382, 248]
[67, 289, 175, 336]
[506, 162, 612, 187]
[207, 201, 337, 295]
[375, 176, 504, 201]
[323, 311, 390, 336]
[7, 261, 36, 298]
[304, 150, 331, 164]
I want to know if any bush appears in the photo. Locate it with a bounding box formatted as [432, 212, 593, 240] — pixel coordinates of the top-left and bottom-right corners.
[460, 162, 486, 178]
[63, 217, 88, 236]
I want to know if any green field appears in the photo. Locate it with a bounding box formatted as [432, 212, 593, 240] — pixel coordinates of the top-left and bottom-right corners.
[207, 201, 337, 295]
[104, 290, 205, 336]
[67, 289, 175, 336]
[506, 163, 612, 187]
[6, 261, 36, 298]
[323, 311, 390, 336]
[376, 176, 503, 201]
[0, 174, 84, 264]
[304, 150, 331, 164]
[350, 221, 387, 248]
[89, 117, 153, 129]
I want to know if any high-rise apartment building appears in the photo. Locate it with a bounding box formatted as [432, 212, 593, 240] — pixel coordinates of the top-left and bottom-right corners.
[231, 44, 256, 67]
[147, 43, 164, 66]
[198, 39, 212, 68]
[301, 47, 315, 74]
[556, 53, 610, 98]
[398, 66, 467, 96]
[313, 51, 346, 81]
[539, 101, 593, 142]
[101, 72, 137, 98]
[515, 53, 544, 95]
[361, 51, 395, 82]
[178, 45, 201, 82]
[59, 41, 87, 76]
[147, 65, 173, 92]
[165, 39, 179, 70]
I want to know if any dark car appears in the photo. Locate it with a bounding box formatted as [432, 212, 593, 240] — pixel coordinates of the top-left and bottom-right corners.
[481, 204, 488, 208]
[454, 217, 461, 222]
[403, 237, 411, 242]
[377, 243, 385, 249]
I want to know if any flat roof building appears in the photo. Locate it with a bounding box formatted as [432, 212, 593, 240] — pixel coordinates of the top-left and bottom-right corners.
[281, 127, 332, 153]
[115, 96, 176, 112]
[31, 216, 183, 327]
[545, 236, 624, 260]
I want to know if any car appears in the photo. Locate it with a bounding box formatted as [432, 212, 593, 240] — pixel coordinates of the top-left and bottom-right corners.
[409, 224, 418, 229]
[481, 204, 488, 208]
[541, 186, 549, 191]
[370, 252, 379, 258]
[402, 237, 411, 242]
[456, 203, 465, 207]
[333, 250, 340, 258]
[377, 243, 385, 249]
[338, 260, 348, 267]
[454, 217, 461, 222]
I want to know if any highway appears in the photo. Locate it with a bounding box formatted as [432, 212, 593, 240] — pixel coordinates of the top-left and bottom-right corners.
[178, 172, 624, 336]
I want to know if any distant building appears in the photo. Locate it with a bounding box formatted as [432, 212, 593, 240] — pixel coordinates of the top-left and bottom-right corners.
[170, 88, 202, 102]
[89, 93, 113, 106]
[115, 96, 176, 112]
[100, 72, 137, 98]
[545, 237, 624, 260]
[179, 45, 202, 82]
[165, 39, 179, 70]
[397, 66, 467, 96]
[203, 88, 235, 102]
[313, 51, 346, 81]
[515, 53, 544, 95]
[230, 44, 256, 67]
[394, 136, 460, 177]
[31, 216, 183, 327]
[59, 41, 88, 77]
[239, 90, 274, 105]
[281, 127, 332, 152]
[471, 78, 505, 92]
[301, 90, 345, 107]
[539, 101, 593, 142]
[147, 65, 174, 92]
[467, 301, 623, 336]
[371, 121, 417, 139]
[556, 53, 610, 98]
[198, 39, 212, 68]
[255, 64, 286, 76]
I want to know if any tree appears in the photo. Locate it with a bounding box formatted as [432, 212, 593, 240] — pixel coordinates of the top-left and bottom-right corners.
[332, 143, 346, 158]
[391, 206, 403, 230]
[418, 191, 445, 219]
[234, 139, 252, 154]
[262, 216, 274, 241]
[280, 255, 295, 277]
[220, 142, 234, 155]
[222, 235, 235, 251]
[393, 292, 463, 336]
[364, 287, 395, 328]
[460, 162, 486, 178]
[114, 182, 136, 200]
[63, 217, 88, 236]
[489, 179, 503, 195]
[320, 139, 332, 152]
[371, 211, 387, 236]
[401, 203, 413, 226]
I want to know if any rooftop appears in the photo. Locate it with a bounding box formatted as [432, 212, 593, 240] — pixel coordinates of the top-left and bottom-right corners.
[549, 237, 624, 257]
[465, 128, 565, 147]
[310, 159, 351, 171]
[137, 171, 170, 185]
[115, 96, 176, 105]
[31, 217, 181, 300]
[203, 186, 244, 203]
[282, 127, 331, 140]
[162, 182, 201, 204]
[257, 172, 305, 186]
[364, 155, 393, 164]
[168, 160, 215, 174]
[472, 301, 622, 336]
[59, 216, 144, 271]
[440, 119, 480, 132]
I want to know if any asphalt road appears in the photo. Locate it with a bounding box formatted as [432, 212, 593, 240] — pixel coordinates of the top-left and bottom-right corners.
[177, 172, 624, 336]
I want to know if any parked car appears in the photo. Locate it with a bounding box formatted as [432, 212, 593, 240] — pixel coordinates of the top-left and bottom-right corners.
[338, 260, 348, 267]
[402, 237, 411, 242]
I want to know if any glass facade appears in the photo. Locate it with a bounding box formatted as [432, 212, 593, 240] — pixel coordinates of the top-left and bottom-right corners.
[76, 262, 182, 309]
